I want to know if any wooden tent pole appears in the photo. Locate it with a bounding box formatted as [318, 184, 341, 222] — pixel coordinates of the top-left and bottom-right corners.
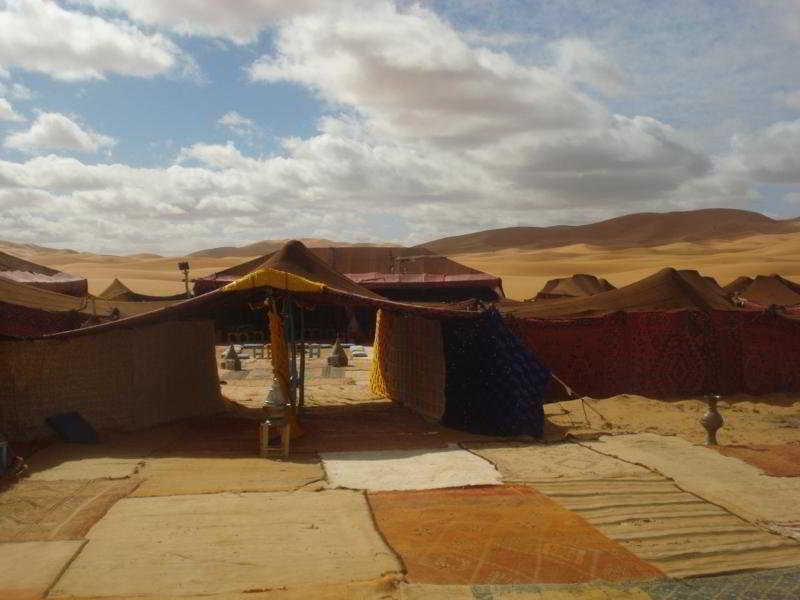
[286, 296, 298, 408]
[299, 308, 306, 411]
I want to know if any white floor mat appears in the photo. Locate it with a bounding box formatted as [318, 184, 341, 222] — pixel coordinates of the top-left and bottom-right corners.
[321, 446, 501, 491]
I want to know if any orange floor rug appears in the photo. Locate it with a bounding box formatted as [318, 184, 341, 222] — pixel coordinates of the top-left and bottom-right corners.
[368, 485, 663, 585]
[715, 443, 800, 477]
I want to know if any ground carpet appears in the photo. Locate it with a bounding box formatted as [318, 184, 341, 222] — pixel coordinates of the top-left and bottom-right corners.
[322, 447, 501, 491]
[368, 485, 663, 585]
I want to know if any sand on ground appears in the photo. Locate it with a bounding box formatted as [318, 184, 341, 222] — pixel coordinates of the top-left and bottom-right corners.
[545, 393, 800, 447]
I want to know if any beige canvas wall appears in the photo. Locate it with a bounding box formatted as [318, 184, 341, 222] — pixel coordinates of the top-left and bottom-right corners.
[371, 311, 446, 421]
[0, 320, 223, 440]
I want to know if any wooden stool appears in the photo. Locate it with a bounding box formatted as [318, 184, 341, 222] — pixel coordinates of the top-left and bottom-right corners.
[259, 420, 290, 457]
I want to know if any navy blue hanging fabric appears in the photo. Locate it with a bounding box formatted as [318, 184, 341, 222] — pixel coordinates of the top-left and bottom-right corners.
[440, 308, 550, 437]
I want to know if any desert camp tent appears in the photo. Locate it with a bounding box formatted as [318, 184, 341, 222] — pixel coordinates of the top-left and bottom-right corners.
[195, 246, 504, 302]
[98, 278, 190, 302]
[199, 241, 390, 342]
[738, 275, 800, 307]
[723, 276, 754, 296]
[0, 274, 187, 338]
[531, 274, 615, 301]
[501, 268, 736, 319]
[503, 268, 800, 399]
[0, 250, 87, 297]
[2, 241, 549, 441]
[703, 276, 723, 292]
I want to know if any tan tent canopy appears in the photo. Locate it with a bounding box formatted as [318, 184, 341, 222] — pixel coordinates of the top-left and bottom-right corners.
[0, 250, 87, 296]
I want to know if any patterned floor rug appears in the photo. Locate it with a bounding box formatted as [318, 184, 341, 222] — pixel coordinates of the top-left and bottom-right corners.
[368, 485, 663, 585]
[0, 479, 138, 542]
[714, 442, 800, 477]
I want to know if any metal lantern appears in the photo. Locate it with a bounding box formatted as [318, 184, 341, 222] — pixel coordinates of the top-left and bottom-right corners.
[700, 394, 724, 445]
[262, 376, 289, 426]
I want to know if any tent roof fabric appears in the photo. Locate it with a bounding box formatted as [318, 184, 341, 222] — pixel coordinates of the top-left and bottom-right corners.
[43, 241, 481, 340]
[260, 240, 385, 299]
[501, 268, 736, 319]
[533, 274, 615, 301]
[195, 244, 501, 293]
[0, 274, 188, 338]
[0, 250, 87, 296]
[723, 276, 754, 295]
[97, 278, 190, 302]
[741, 275, 800, 307]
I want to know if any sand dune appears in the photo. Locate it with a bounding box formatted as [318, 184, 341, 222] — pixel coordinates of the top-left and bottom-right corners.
[191, 238, 399, 258]
[4, 208, 799, 300]
[31, 254, 253, 296]
[419, 208, 800, 255]
[453, 233, 800, 299]
[23, 231, 800, 300]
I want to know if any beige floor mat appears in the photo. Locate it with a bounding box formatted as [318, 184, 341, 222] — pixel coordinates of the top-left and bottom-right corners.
[50, 490, 402, 598]
[25, 426, 184, 481]
[535, 478, 800, 578]
[465, 442, 660, 482]
[0, 479, 138, 542]
[131, 455, 323, 497]
[583, 433, 800, 523]
[0, 540, 85, 600]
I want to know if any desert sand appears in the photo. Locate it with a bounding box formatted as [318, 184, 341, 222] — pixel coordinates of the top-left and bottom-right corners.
[453, 233, 800, 299]
[3, 230, 798, 300]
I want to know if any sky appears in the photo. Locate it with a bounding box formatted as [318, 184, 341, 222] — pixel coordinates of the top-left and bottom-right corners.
[1, 0, 799, 255]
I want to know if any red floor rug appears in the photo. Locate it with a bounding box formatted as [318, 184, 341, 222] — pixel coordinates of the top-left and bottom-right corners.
[367, 485, 663, 585]
[715, 443, 800, 477]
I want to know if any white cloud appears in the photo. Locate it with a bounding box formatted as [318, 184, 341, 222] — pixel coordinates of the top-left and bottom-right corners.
[0, 81, 33, 100]
[74, 0, 325, 44]
[177, 141, 260, 170]
[217, 111, 259, 138]
[774, 89, 800, 110]
[0, 97, 24, 121]
[249, 2, 707, 206]
[730, 119, 800, 184]
[250, 4, 612, 147]
[461, 30, 528, 48]
[0, 1, 773, 253]
[4, 112, 116, 153]
[0, 0, 187, 81]
[550, 38, 629, 97]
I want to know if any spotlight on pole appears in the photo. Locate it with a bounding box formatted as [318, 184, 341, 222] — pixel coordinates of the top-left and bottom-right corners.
[178, 261, 191, 296]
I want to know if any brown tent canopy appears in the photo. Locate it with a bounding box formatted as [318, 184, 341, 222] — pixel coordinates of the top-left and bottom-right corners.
[43, 241, 482, 340]
[194, 244, 503, 300]
[740, 275, 800, 307]
[0, 250, 87, 297]
[0, 274, 187, 338]
[98, 278, 190, 302]
[500, 267, 736, 319]
[532, 274, 615, 301]
[260, 241, 386, 299]
[722, 276, 754, 296]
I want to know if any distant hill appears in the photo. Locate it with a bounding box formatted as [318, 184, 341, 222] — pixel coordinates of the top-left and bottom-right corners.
[417, 209, 800, 255]
[0, 240, 80, 258]
[190, 238, 400, 258]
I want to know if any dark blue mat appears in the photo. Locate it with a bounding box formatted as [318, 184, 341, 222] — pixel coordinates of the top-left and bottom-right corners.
[45, 411, 99, 443]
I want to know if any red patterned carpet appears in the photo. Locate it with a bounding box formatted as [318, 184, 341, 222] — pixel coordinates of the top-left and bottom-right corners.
[715, 442, 800, 477]
[368, 485, 663, 585]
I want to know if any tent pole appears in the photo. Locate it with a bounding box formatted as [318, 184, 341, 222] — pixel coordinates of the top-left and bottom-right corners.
[299, 308, 306, 411]
[287, 296, 298, 408]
